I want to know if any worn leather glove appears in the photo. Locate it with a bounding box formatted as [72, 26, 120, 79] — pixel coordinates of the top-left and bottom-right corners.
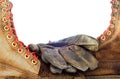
[29, 34, 99, 74]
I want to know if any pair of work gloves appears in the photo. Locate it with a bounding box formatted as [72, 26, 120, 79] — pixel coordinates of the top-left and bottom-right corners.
[29, 34, 99, 74]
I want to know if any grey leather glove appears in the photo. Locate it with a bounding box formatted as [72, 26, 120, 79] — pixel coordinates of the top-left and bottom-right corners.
[29, 34, 99, 74]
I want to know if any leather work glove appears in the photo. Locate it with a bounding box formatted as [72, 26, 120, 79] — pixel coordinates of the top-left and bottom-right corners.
[29, 34, 99, 74]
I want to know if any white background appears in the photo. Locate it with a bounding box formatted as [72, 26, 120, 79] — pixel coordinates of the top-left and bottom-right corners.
[10, 0, 111, 45]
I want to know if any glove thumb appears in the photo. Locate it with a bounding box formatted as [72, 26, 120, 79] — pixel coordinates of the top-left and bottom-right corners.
[28, 44, 40, 52]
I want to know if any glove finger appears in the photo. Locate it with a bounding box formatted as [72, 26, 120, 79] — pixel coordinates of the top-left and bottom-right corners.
[65, 65, 77, 73]
[74, 35, 99, 51]
[41, 48, 68, 70]
[59, 35, 99, 51]
[59, 47, 88, 71]
[50, 65, 63, 74]
[69, 45, 98, 70]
